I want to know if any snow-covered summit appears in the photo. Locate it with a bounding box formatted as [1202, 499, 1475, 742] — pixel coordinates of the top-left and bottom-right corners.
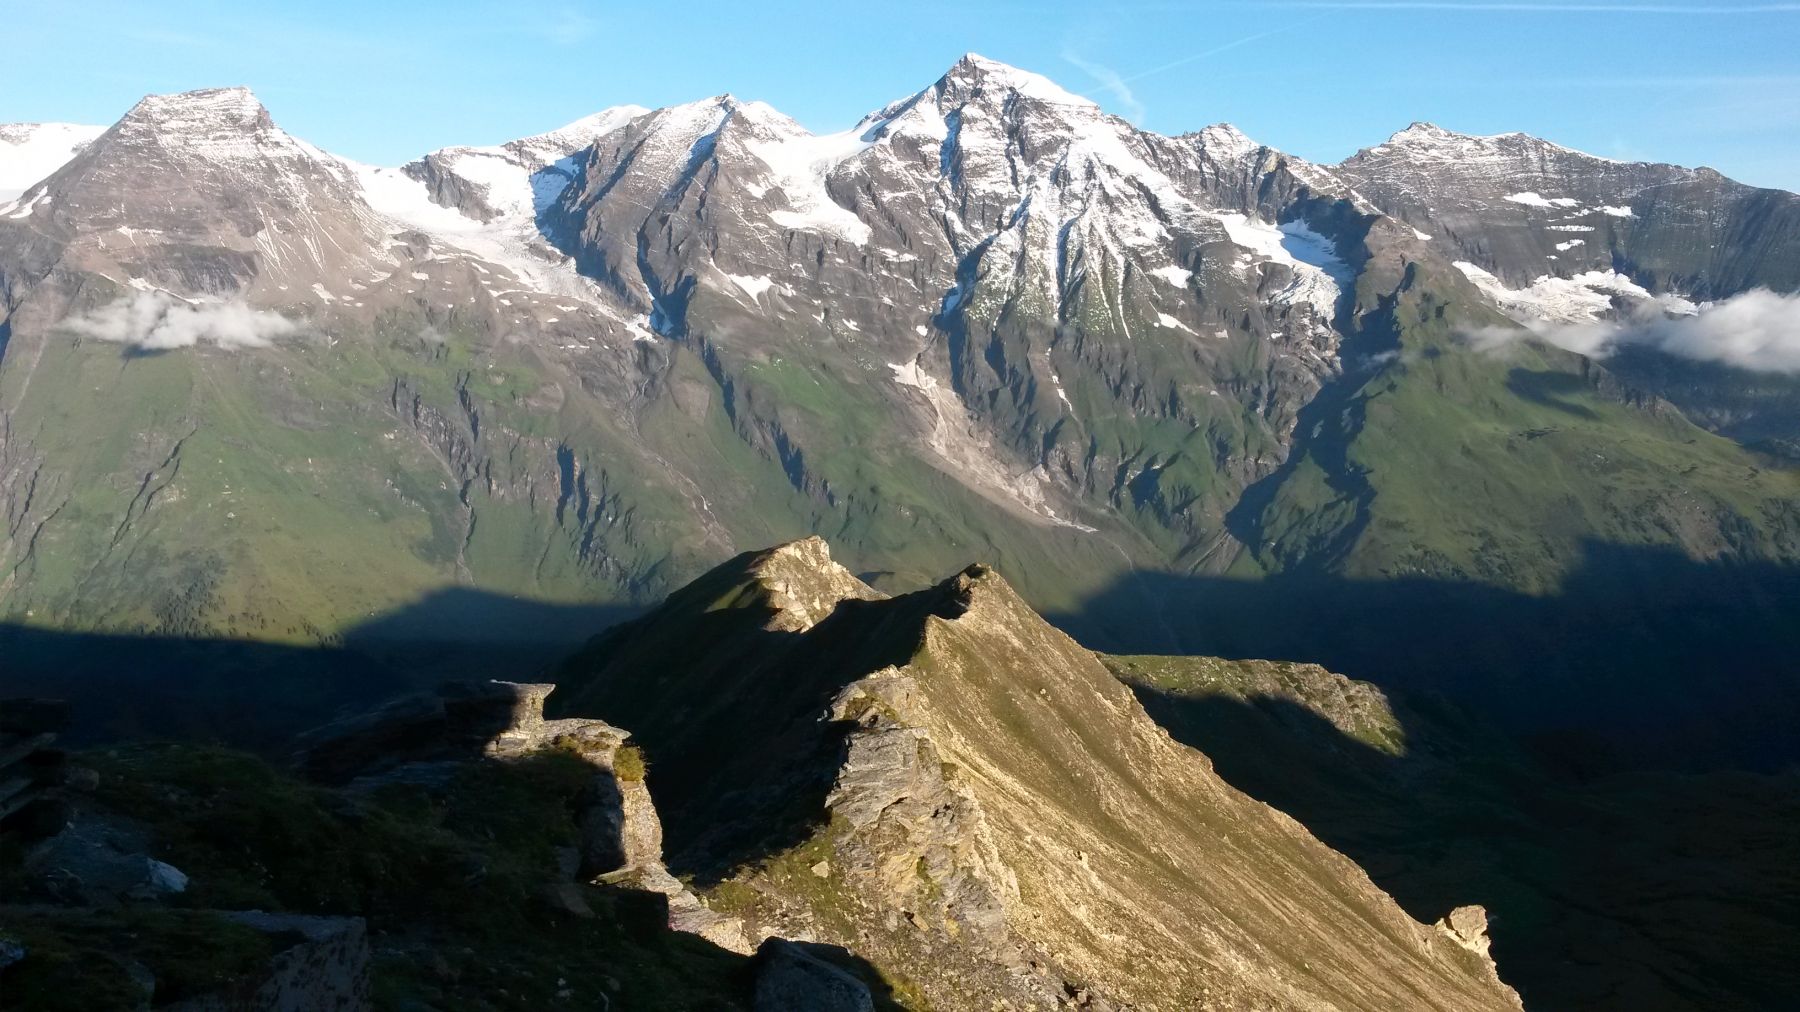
[393, 105, 649, 224]
[1193, 123, 1263, 163]
[939, 53, 1099, 109]
[1357, 121, 1618, 167]
[120, 87, 272, 135]
[505, 105, 650, 168]
[100, 85, 335, 171]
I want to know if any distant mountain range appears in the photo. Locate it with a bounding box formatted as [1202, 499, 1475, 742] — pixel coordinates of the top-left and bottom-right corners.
[2, 54, 1799, 770]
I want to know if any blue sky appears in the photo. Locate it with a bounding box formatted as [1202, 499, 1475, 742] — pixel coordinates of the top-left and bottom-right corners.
[5, 0, 1799, 189]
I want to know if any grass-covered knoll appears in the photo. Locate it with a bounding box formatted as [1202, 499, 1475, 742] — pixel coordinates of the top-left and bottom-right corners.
[1105, 653, 1405, 755]
[1, 743, 753, 1011]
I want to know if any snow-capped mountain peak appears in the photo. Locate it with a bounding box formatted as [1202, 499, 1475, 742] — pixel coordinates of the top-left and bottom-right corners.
[940, 53, 1100, 110]
[1360, 120, 1622, 169]
[504, 105, 651, 168]
[393, 105, 650, 225]
[1192, 123, 1263, 163]
[116, 86, 276, 143]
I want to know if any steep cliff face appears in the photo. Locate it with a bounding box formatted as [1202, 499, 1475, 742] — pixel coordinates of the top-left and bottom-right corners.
[1338, 123, 1800, 297]
[550, 538, 1522, 1010]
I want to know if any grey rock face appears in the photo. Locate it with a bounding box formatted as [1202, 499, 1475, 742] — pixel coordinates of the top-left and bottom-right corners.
[25, 813, 188, 906]
[751, 939, 876, 1012]
[824, 692, 1014, 952]
[1439, 904, 1495, 957]
[537, 54, 1365, 549]
[1339, 122, 1800, 297]
[170, 912, 371, 1012]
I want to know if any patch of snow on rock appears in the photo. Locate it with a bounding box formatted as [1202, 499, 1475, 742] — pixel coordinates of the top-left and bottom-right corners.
[0, 122, 105, 201]
[1213, 212, 1352, 315]
[721, 272, 775, 301]
[746, 109, 875, 244]
[1454, 261, 1670, 325]
[1505, 192, 1581, 209]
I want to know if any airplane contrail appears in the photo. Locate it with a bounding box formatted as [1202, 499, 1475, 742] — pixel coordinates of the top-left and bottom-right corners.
[1117, 14, 1332, 85]
[1264, 2, 1800, 12]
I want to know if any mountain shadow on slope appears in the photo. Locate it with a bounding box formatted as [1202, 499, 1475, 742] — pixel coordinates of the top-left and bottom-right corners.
[0, 720, 908, 1010]
[1055, 538, 1800, 773]
[1504, 369, 1603, 419]
[1111, 669, 1800, 1012]
[0, 589, 638, 750]
[1600, 345, 1800, 462]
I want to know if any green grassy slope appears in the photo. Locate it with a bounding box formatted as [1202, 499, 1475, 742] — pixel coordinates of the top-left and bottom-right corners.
[1241, 261, 1800, 587]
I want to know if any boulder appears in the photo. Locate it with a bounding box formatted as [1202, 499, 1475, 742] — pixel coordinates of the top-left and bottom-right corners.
[0, 934, 25, 971]
[1438, 904, 1495, 957]
[25, 812, 190, 907]
[169, 912, 370, 1011]
[752, 939, 875, 1012]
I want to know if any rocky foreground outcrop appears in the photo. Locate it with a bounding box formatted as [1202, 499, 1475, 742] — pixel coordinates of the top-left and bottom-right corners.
[2, 699, 375, 1010]
[292, 678, 760, 955]
[551, 537, 1525, 1010]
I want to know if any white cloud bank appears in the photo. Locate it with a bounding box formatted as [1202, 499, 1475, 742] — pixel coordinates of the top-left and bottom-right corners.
[1472, 288, 1800, 374]
[60, 293, 297, 351]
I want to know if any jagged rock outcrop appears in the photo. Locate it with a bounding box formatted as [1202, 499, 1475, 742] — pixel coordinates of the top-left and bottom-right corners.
[1439, 905, 1495, 958]
[0, 699, 72, 837]
[550, 537, 1525, 1010]
[295, 679, 659, 868]
[291, 676, 757, 955]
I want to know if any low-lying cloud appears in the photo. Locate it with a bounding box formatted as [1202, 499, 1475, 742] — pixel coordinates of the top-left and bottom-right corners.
[60, 292, 297, 351]
[1471, 288, 1800, 374]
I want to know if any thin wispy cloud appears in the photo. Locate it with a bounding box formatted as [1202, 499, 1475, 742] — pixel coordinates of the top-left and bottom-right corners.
[1064, 52, 1147, 125]
[541, 7, 600, 46]
[1114, 14, 1331, 86]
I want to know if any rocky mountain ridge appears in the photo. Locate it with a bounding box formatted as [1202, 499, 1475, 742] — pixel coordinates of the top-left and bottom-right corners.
[548, 537, 1522, 1010]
